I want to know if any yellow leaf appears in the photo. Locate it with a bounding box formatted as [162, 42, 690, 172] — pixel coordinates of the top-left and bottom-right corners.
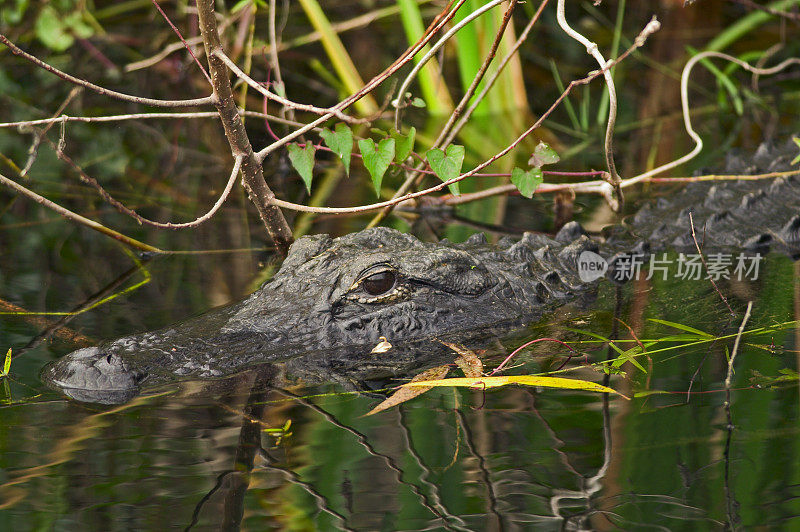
[403, 375, 628, 398]
[440, 341, 483, 378]
[364, 364, 451, 416]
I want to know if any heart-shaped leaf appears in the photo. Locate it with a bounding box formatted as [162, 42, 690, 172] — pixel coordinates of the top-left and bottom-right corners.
[358, 137, 395, 197]
[320, 123, 353, 176]
[511, 167, 543, 198]
[427, 144, 464, 196]
[287, 142, 317, 193]
[528, 141, 560, 168]
[390, 126, 416, 164]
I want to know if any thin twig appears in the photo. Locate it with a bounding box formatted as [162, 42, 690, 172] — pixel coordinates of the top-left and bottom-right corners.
[443, 0, 548, 147]
[689, 212, 734, 315]
[150, 0, 212, 84]
[196, 0, 293, 253]
[56, 147, 243, 229]
[266, 24, 661, 215]
[0, 110, 304, 129]
[215, 50, 365, 123]
[20, 87, 82, 177]
[369, 0, 548, 228]
[0, 172, 161, 253]
[0, 34, 214, 108]
[393, 0, 507, 129]
[616, 53, 800, 190]
[434, 0, 519, 146]
[253, 0, 469, 162]
[725, 301, 753, 396]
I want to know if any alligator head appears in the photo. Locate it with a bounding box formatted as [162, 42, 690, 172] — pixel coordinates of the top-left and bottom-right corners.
[42, 227, 593, 403]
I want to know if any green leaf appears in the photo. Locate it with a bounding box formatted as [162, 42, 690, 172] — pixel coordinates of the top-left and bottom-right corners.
[287, 142, 316, 193]
[511, 167, 543, 198]
[35, 6, 74, 51]
[64, 12, 94, 39]
[528, 141, 560, 168]
[320, 123, 353, 176]
[358, 137, 395, 197]
[648, 319, 714, 338]
[611, 346, 647, 373]
[791, 136, 800, 166]
[231, 0, 253, 13]
[2, 348, 11, 376]
[411, 97, 427, 108]
[403, 375, 626, 397]
[390, 127, 416, 164]
[427, 145, 465, 196]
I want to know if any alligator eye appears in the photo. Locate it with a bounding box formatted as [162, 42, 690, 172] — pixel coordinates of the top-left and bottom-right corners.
[362, 270, 396, 296]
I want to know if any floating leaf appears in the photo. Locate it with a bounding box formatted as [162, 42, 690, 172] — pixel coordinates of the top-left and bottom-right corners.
[390, 127, 416, 165]
[365, 364, 451, 416]
[2, 348, 10, 376]
[611, 345, 647, 373]
[511, 167, 543, 198]
[648, 319, 713, 338]
[441, 341, 483, 378]
[750, 368, 799, 389]
[528, 141, 560, 168]
[427, 145, 464, 196]
[403, 375, 626, 397]
[287, 142, 316, 193]
[358, 137, 395, 197]
[320, 123, 353, 176]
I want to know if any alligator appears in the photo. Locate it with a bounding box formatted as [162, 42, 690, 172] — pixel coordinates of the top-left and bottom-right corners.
[42, 138, 800, 403]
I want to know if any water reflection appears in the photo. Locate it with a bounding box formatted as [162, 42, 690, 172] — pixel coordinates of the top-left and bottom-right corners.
[1, 202, 799, 530]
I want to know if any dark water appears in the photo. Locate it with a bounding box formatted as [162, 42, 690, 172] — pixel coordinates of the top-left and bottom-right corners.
[1, 196, 798, 530]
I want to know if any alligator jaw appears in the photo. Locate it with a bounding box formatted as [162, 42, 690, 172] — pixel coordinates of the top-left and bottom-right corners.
[41, 346, 145, 404]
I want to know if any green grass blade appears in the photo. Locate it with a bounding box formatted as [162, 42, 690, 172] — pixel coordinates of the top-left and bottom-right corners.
[297, 0, 378, 115]
[648, 319, 714, 338]
[396, 0, 453, 114]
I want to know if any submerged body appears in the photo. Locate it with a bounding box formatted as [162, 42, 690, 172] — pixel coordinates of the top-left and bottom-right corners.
[43, 139, 800, 403]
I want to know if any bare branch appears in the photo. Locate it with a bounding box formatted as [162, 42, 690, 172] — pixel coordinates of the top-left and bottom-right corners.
[393, 0, 507, 129]
[55, 146, 243, 230]
[0, 34, 215, 108]
[195, 0, 294, 253]
[254, 0, 469, 161]
[21, 87, 82, 177]
[0, 172, 162, 253]
[215, 50, 365, 123]
[0, 110, 305, 129]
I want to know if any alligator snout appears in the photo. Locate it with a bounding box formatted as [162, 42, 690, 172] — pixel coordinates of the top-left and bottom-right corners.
[41, 346, 145, 404]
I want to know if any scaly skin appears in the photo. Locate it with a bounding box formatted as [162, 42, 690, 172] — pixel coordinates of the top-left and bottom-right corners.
[42, 138, 800, 403]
